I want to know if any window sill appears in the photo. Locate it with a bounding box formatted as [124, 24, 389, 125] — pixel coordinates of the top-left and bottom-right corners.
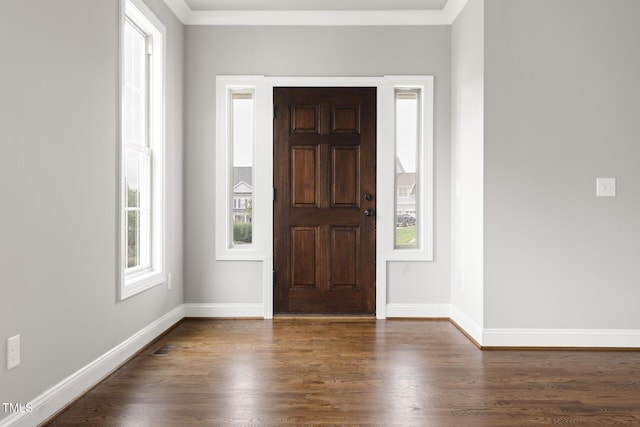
[120, 269, 165, 300]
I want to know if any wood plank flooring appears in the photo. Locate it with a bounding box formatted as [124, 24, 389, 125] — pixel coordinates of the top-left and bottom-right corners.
[46, 319, 640, 426]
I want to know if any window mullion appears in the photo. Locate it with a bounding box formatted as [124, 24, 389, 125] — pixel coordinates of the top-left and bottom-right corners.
[126, 143, 151, 156]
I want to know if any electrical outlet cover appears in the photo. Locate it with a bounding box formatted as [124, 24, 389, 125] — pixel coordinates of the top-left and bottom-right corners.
[596, 178, 616, 197]
[8, 335, 20, 370]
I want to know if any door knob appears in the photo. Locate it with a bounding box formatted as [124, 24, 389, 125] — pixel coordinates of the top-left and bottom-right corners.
[364, 209, 375, 217]
[365, 193, 373, 201]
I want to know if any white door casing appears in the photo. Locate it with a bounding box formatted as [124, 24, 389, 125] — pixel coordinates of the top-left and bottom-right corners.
[215, 75, 434, 319]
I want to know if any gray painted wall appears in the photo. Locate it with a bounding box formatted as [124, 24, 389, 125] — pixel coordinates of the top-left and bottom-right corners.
[0, 0, 184, 415]
[6, 0, 640, 419]
[484, 0, 640, 329]
[184, 26, 451, 306]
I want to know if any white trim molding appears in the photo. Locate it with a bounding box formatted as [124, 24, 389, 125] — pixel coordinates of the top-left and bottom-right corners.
[162, 0, 469, 26]
[449, 304, 640, 348]
[0, 305, 185, 427]
[381, 76, 434, 262]
[184, 303, 264, 318]
[163, 0, 191, 23]
[449, 304, 484, 345]
[214, 75, 435, 321]
[215, 76, 272, 263]
[442, 0, 470, 23]
[482, 328, 640, 349]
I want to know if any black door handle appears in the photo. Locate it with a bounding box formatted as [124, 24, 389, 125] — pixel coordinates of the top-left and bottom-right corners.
[365, 193, 373, 201]
[364, 209, 374, 217]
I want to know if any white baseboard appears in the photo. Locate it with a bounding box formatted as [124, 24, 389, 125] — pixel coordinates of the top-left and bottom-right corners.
[447, 304, 640, 348]
[385, 303, 450, 318]
[184, 303, 264, 318]
[449, 304, 484, 345]
[0, 305, 185, 427]
[482, 328, 640, 348]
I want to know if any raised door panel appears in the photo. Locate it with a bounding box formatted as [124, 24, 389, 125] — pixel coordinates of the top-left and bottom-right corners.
[290, 227, 318, 288]
[330, 227, 359, 288]
[332, 146, 360, 207]
[291, 105, 319, 134]
[331, 105, 360, 134]
[291, 146, 318, 207]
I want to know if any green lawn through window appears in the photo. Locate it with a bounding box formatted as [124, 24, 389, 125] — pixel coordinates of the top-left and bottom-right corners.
[396, 225, 417, 247]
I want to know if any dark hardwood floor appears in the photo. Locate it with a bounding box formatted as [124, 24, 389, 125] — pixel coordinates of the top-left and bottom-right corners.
[46, 319, 640, 426]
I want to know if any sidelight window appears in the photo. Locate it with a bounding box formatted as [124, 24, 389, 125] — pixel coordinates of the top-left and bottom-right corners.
[215, 77, 268, 261]
[394, 90, 420, 248]
[230, 91, 254, 246]
[385, 76, 433, 261]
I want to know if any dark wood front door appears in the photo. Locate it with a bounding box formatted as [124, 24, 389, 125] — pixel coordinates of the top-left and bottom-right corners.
[273, 87, 376, 314]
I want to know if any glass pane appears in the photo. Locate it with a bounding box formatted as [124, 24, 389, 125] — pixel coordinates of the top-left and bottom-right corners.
[125, 150, 150, 269]
[125, 151, 139, 208]
[123, 20, 147, 147]
[125, 150, 150, 205]
[125, 150, 151, 268]
[395, 91, 420, 249]
[231, 92, 254, 246]
[127, 210, 140, 268]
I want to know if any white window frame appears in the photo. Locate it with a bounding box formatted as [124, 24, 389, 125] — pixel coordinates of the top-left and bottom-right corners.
[382, 76, 434, 261]
[214, 76, 433, 319]
[215, 77, 272, 261]
[229, 90, 255, 248]
[118, 0, 166, 300]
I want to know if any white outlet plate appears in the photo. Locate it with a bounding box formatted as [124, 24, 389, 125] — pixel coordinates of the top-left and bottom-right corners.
[167, 273, 172, 290]
[8, 335, 20, 370]
[596, 178, 616, 197]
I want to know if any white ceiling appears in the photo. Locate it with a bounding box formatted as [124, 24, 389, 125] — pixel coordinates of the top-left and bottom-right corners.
[163, 0, 468, 25]
[185, 0, 449, 11]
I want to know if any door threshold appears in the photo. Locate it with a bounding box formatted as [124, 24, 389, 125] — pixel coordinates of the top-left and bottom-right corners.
[273, 314, 376, 321]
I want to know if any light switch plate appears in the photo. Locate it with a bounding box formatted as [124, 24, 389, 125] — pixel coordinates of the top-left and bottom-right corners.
[8, 335, 20, 370]
[596, 178, 616, 197]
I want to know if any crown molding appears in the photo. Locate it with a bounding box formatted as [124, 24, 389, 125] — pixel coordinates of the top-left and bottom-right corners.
[163, 0, 469, 26]
[442, 0, 469, 23]
[163, 0, 191, 23]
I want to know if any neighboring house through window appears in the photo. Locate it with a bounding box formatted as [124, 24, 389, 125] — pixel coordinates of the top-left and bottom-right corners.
[233, 166, 253, 224]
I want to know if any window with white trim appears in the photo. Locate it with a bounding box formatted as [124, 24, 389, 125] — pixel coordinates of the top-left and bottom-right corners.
[216, 77, 270, 261]
[385, 76, 434, 261]
[230, 91, 254, 246]
[120, 0, 165, 299]
[395, 89, 420, 248]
